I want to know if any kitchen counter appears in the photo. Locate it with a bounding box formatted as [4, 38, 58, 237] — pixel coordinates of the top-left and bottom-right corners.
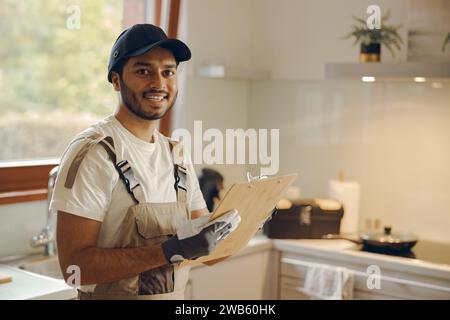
[189, 235, 450, 299]
[272, 238, 450, 299]
[1, 235, 449, 299]
[272, 238, 450, 280]
[0, 265, 76, 300]
[0, 236, 273, 300]
[192, 233, 450, 293]
[235, 235, 450, 278]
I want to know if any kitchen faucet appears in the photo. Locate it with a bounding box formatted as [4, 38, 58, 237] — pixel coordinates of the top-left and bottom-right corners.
[30, 166, 59, 256]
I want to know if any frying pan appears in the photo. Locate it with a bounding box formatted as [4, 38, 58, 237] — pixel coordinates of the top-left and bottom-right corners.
[323, 226, 418, 253]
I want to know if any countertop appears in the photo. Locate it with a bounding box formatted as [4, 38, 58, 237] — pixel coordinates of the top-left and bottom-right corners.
[0, 236, 274, 300]
[1, 235, 449, 299]
[223, 235, 450, 280]
[272, 238, 450, 280]
[0, 265, 76, 300]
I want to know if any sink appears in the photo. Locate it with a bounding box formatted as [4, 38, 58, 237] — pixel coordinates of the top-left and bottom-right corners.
[0, 255, 77, 300]
[3, 255, 64, 280]
[19, 256, 63, 279]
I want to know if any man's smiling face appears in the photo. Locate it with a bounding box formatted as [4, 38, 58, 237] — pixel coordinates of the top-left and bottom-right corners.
[112, 46, 178, 120]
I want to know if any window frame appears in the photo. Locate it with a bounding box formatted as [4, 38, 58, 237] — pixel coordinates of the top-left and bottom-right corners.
[0, 0, 180, 205]
[0, 159, 59, 205]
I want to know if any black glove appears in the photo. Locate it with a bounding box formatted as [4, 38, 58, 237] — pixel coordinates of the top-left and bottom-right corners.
[162, 209, 241, 264]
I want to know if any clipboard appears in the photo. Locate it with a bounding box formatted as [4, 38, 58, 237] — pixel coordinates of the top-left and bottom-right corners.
[180, 173, 298, 267]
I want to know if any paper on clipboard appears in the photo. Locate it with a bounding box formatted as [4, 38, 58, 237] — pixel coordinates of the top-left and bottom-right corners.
[180, 173, 298, 267]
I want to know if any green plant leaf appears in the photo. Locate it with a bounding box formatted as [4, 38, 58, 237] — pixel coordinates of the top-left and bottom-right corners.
[353, 16, 367, 25]
[442, 32, 450, 52]
[343, 9, 403, 56]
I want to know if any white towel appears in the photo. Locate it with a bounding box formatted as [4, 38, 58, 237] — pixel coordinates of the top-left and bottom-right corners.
[302, 262, 354, 300]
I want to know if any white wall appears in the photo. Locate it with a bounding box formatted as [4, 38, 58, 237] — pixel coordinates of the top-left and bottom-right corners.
[175, 76, 251, 189]
[182, 0, 258, 75]
[407, 0, 450, 62]
[248, 79, 450, 243]
[0, 201, 47, 258]
[254, 0, 410, 79]
[185, 0, 409, 79]
[175, 0, 416, 188]
[176, 0, 256, 188]
[181, 0, 450, 244]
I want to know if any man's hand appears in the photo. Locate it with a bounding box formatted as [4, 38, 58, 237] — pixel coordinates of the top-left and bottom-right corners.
[162, 209, 240, 263]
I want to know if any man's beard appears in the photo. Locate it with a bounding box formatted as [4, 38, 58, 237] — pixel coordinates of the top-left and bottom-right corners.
[119, 77, 177, 120]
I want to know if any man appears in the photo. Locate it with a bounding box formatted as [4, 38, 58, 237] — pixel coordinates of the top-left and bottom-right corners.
[50, 24, 240, 300]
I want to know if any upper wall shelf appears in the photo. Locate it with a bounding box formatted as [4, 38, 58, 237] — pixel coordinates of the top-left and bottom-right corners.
[325, 62, 450, 81]
[195, 65, 270, 80]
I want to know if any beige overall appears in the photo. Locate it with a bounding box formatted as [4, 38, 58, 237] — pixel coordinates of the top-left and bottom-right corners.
[63, 132, 191, 300]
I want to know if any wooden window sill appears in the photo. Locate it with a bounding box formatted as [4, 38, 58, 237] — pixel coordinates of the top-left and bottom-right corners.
[0, 189, 48, 205]
[0, 159, 59, 206]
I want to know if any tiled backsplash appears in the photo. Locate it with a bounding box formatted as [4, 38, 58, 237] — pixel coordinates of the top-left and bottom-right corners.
[248, 79, 450, 243]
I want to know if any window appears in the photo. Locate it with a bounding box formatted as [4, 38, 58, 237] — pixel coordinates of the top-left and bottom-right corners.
[0, 0, 125, 204]
[0, 0, 179, 204]
[0, 0, 123, 162]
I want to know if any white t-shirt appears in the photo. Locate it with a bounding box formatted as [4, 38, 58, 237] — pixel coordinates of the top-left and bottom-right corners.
[50, 115, 207, 248]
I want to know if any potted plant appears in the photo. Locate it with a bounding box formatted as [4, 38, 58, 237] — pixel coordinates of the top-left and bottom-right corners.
[344, 10, 404, 62]
[442, 32, 450, 52]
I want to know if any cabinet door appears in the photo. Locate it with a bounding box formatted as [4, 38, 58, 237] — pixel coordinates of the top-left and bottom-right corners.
[279, 277, 310, 300]
[352, 272, 450, 300]
[184, 279, 193, 300]
[281, 253, 450, 300]
[188, 250, 278, 300]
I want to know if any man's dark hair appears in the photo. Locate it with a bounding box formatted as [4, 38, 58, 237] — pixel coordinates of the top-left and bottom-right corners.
[111, 58, 127, 79]
[198, 168, 224, 212]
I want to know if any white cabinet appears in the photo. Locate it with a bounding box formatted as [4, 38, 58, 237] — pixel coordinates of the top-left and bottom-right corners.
[186, 249, 279, 300]
[279, 277, 309, 300]
[279, 252, 450, 300]
[184, 238, 450, 300]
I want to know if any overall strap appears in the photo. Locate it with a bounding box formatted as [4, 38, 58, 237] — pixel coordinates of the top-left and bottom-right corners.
[98, 137, 145, 204]
[64, 132, 104, 189]
[64, 133, 145, 204]
[168, 139, 188, 204]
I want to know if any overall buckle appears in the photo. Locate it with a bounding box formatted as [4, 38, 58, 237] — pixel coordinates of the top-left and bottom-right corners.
[117, 160, 140, 194]
[174, 165, 187, 191]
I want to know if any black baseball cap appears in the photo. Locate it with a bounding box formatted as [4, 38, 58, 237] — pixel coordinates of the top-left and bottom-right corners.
[107, 24, 191, 83]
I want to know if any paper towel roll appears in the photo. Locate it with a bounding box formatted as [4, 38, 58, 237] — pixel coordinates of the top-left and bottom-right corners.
[328, 180, 360, 234]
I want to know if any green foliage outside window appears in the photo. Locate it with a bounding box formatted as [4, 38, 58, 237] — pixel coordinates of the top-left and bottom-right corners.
[0, 0, 123, 160]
